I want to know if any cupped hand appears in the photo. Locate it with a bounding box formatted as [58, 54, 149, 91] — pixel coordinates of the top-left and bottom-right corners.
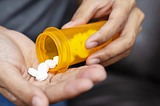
[62, 0, 145, 66]
[0, 28, 106, 106]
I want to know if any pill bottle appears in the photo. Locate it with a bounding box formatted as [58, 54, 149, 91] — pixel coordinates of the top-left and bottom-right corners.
[36, 21, 119, 72]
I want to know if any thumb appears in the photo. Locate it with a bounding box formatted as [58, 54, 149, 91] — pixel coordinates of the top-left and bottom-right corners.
[62, 0, 98, 29]
[0, 65, 49, 106]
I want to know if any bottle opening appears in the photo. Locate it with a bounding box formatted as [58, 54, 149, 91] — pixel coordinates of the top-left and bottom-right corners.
[45, 35, 58, 59]
[36, 33, 59, 62]
[36, 28, 71, 73]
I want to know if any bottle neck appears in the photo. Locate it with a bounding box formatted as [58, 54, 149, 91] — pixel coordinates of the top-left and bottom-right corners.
[36, 27, 71, 72]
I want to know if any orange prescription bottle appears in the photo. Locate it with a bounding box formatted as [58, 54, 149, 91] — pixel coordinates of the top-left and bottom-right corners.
[36, 21, 119, 72]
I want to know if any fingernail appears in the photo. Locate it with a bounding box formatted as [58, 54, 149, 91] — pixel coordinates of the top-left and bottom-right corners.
[62, 21, 73, 29]
[87, 42, 98, 49]
[32, 96, 44, 106]
[88, 58, 100, 65]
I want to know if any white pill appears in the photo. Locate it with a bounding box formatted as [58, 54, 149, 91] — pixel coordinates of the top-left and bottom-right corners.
[45, 59, 57, 68]
[38, 62, 49, 72]
[28, 68, 38, 77]
[53, 56, 59, 64]
[36, 71, 48, 81]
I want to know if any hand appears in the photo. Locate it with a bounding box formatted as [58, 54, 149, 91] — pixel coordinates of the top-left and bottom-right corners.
[62, 0, 145, 66]
[0, 28, 106, 106]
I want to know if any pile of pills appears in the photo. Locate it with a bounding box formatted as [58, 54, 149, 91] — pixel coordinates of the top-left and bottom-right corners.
[68, 29, 113, 64]
[68, 29, 97, 63]
[28, 56, 59, 81]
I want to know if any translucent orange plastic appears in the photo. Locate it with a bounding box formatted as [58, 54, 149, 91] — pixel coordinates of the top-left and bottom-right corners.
[36, 21, 119, 72]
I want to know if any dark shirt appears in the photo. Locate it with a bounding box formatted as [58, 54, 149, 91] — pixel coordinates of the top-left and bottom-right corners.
[0, 0, 70, 41]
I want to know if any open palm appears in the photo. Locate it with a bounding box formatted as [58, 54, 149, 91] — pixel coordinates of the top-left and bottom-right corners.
[0, 29, 106, 106]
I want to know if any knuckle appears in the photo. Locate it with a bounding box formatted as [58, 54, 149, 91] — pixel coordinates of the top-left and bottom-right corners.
[96, 30, 106, 44]
[123, 50, 130, 58]
[126, 39, 133, 50]
[109, 18, 125, 32]
[140, 11, 145, 21]
[81, 16, 89, 23]
[112, 15, 126, 29]
[131, 0, 136, 7]
[135, 7, 145, 21]
[125, 36, 135, 50]
[97, 30, 103, 37]
[118, 18, 126, 29]
[112, 18, 126, 32]
[105, 52, 111, 60]
[96, 50, 111, 63]
[109, 13, 127, 30]
[100, 49, 112, 61]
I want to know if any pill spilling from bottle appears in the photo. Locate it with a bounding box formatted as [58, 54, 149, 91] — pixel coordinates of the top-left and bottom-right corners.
[28, 56, 59, 81]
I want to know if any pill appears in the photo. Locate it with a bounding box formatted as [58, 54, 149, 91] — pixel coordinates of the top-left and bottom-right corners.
[71, 38, 81, 50]
[53, 56, 59, 64]
[87, 29, 97, 35]
[45, 59, 57, 68]
[38, 62, 49, 72]
[78, 44, 89, 58]
[69, 41, 78, 56]
[28, 68, 38, 77]
[81, 33, 88, 42]
[36, 71, 48, 81]
[74, 33, 81, 39]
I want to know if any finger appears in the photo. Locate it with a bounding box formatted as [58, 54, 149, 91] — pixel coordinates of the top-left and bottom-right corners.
[0, 64, 49, 106]
[45, 76, 93, 104]
[120, 7, 145, 37]
[45, 64, 106, 104]
[86, 7, 144, 65]
[86, 35, 133, 65]
[62, 0, 103, 29]
[76, 64, 107, 82]
[0, 87, 28, 106]
[92, 1, 113, 19]
[85, 0, 136, 49]
[100, 50, 130, 67]
[51, 64, 106, 83]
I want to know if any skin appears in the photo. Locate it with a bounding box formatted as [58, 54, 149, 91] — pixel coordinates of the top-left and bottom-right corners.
[62, 0, 145, 67]
[0, 28, 106, 106]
